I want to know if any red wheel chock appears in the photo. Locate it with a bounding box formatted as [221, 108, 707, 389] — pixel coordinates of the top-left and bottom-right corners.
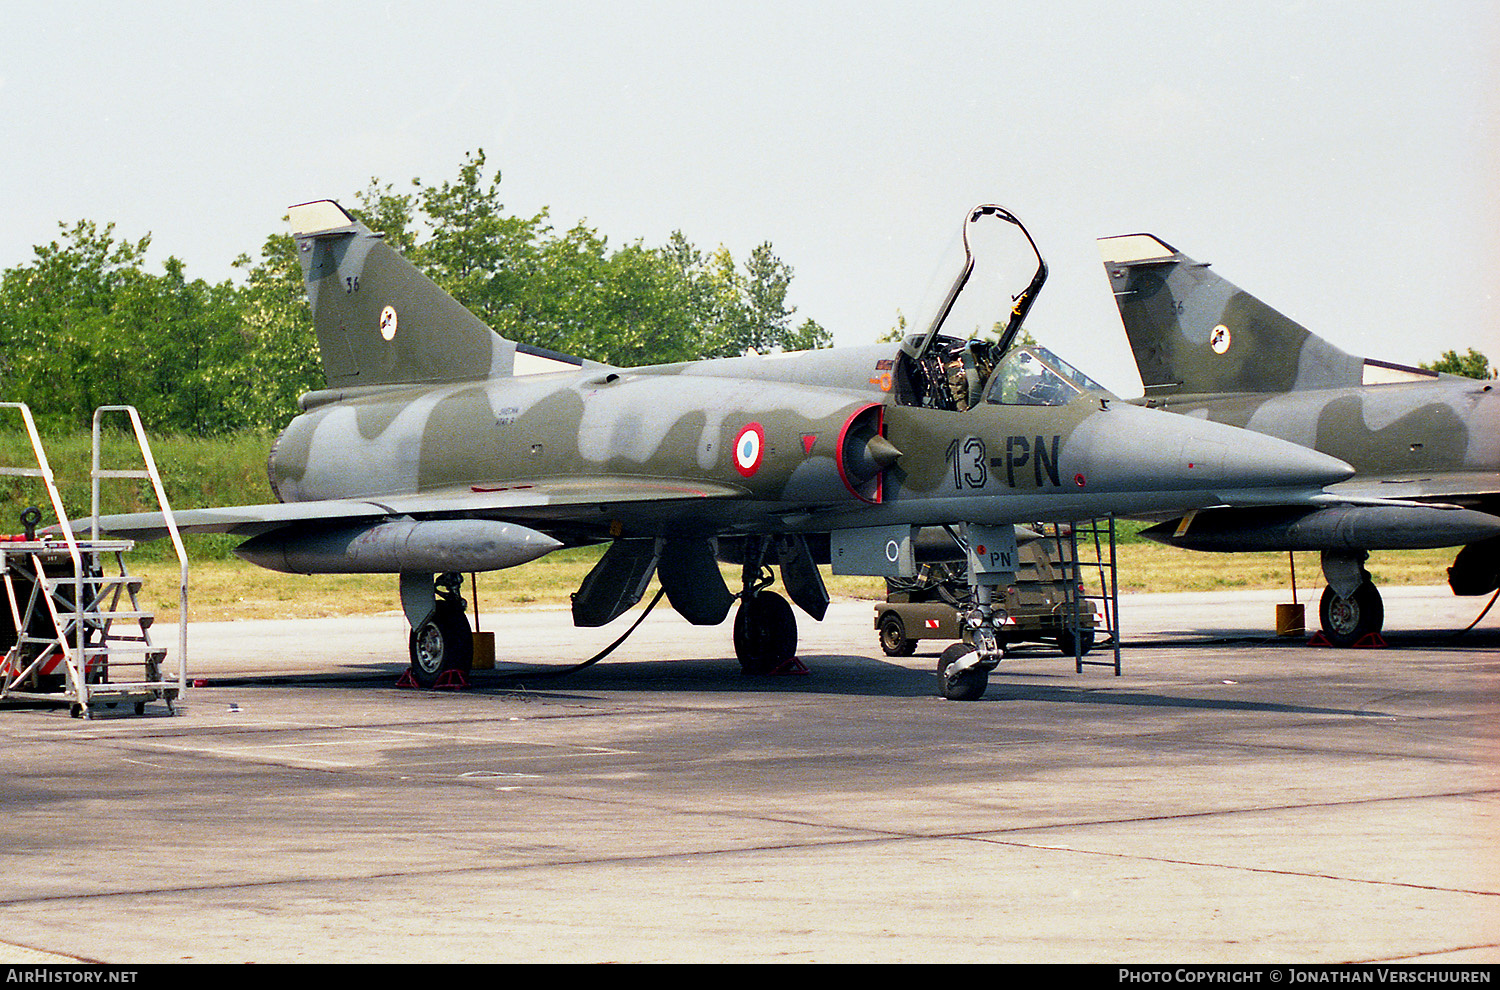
[1307, 632, 1388, 649]
[395, 669, 472, 690]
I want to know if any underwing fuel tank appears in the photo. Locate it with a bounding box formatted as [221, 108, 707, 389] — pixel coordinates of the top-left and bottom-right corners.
[233, 518, 564, 574]
[1140, 504, 1500, 552]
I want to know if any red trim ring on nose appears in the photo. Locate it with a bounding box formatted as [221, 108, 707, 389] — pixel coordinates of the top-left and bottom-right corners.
[836, 403, 886, 504]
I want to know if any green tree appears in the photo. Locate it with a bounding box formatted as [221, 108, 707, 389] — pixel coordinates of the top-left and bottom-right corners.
[0, 149, 831, 436]
[226, 230, 324, 430]
[0, 221, 152, 427]
[1421, 348, 1495, 380]
[97, 255, 246, 435]
[355, 149, 829, 364]
[0, 221, 251, 433]
[0, 218, 315, 435]
[352, 181, 420, 255]
[706, 242, 830, 356]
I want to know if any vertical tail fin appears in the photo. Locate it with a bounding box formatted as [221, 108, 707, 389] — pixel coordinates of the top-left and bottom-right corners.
[289, 200, 521, 389]
[1098, 233, 1368, 396]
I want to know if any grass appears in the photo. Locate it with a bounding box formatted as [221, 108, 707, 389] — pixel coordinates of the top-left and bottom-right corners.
[122, 543, 1455, 623]
[1114, 546, 1450, 595]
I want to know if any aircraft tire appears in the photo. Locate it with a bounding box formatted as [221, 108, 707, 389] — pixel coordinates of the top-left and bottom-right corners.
[878, 612, 917, 657]
[408, 601, 473, 687]
[937, 643, 987, 701]
[1319, 580, 1384, 647]
[733, 590, 797, 673]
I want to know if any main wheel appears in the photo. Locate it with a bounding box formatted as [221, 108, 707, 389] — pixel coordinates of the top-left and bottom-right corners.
[878, 612, 917, 656]
[1319, 580, 1384, 647]
[937, 642, 988, 701]
[733, 590, 797, 673]
[409, 601, 473, 687]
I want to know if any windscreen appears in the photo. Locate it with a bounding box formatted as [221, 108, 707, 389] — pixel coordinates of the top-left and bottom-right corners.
[985, 346, 1108, 406]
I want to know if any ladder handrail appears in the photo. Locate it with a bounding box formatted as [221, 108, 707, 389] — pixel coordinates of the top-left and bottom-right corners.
[0, 402, 82, 555]
[0, 403, 88, 700]
[90, 406, 188, 697]
[1065, 516, 1121, 675]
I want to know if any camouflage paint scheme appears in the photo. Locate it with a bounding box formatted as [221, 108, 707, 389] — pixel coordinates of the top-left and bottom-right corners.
[276, 208, 1346, 528]
[96, 204, 1355, 687]
[1099, 233, 1500, 643]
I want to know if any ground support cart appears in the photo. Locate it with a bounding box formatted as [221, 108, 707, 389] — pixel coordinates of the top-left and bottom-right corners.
[0, 404, 187, 717]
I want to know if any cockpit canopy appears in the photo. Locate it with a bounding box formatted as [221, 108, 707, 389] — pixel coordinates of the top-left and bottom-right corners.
[889, 204, 1111, 412]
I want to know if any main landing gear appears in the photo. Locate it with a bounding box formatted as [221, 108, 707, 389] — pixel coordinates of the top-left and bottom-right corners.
[1318, 552, 1384, 647]
[1319, 574, 1384, 648]
[402, 572, 472, 687]
[733, 553, 798, 674]
[728, 535, 826, 674]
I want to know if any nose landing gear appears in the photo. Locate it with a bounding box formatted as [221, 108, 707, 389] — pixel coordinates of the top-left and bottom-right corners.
[937, 595, 1007, 701]
[933, 523, 1020, 701]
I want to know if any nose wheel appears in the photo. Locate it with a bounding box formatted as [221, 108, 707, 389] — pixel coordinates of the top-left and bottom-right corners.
[937, 643, 990, 700]
[931, 522, 1015, 700]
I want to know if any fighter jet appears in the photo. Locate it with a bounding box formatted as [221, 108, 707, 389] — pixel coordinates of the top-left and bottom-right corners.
[98, 203, 1353, 699]
[1099, 233, 1500, 645]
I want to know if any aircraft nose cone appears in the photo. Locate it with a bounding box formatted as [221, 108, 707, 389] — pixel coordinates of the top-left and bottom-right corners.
[1187, 430, 1355, 491]
[1072, 405, 1354, 494]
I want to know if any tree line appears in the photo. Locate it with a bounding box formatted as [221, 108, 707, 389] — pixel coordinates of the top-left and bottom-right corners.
[1420, 348, 1494, 380]
[0, 150, 829, 436]
[4, 148, 1492, 441]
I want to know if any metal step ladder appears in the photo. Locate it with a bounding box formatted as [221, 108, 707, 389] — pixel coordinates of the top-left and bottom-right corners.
[0, 404, 188, 717]
[1058, 516, 1121, 675]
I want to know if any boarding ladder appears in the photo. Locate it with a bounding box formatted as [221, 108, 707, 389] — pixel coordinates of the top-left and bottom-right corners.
[0, 404, 188, 717]
[1058, 517, 1121, 675]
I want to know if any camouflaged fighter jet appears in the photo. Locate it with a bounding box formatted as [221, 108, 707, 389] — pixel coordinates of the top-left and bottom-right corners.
[1100, 233, 1500, 646]
[98, 203, 1354, 699]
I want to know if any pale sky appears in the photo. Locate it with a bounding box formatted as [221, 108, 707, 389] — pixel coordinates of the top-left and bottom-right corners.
[3, 1, 1496, 396]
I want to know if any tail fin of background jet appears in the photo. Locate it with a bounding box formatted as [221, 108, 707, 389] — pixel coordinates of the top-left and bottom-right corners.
[1098, 233, 1436, 398]
[288, 200, 584, 390]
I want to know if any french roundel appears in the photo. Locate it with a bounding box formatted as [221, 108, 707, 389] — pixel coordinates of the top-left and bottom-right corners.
[734, 423, 765, 477]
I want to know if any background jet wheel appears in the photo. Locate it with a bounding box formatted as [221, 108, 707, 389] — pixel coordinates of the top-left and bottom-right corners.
[878, 612, 917, 657]
[1057, 628, 1094, 657]
[937, 643, 988, 701]
[408, 601, 473, 687]
[1319, 579, 1384, 647]
[733, 590, 797, 673]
